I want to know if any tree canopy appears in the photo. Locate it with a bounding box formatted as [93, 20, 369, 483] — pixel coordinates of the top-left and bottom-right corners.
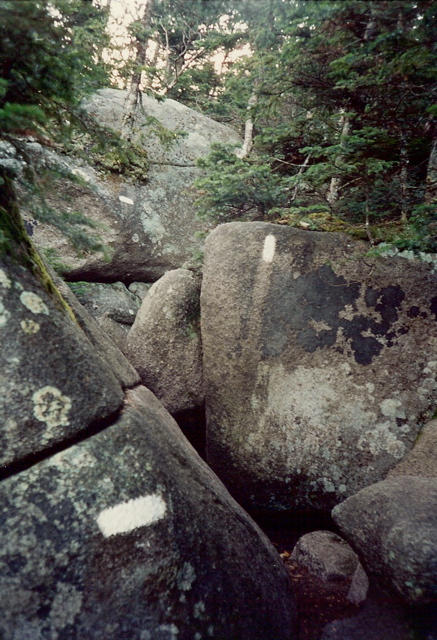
[1, 0, 436, 253]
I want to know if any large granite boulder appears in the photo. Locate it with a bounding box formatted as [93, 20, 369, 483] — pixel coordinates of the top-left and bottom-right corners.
[0, 386, 296, 640]
[0, 256, 125, 470]
[332, 476, 437, 605]
[126, 269, 203, 415]
[19, 89, 241, 282]
[201, 222, 437, 513]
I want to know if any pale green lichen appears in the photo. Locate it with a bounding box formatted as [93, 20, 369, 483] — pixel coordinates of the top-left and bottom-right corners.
[0, 269, 11, 289]
[32, 386, 72, 428]
[20, 291, 49, 315]
[20, 319, 40, 334]
[0, 300, 10, 327]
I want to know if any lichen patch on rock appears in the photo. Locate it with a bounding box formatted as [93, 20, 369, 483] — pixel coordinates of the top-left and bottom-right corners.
[20, 290, 49, 315]
[32, 386, 72, 428]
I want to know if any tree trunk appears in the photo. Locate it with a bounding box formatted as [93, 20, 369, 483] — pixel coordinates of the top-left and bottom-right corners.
[122, 0, 154, 138]
[238, 92, 258, 158]
[399, 133, 409, 222]
[327, 113, 350, 206]
[425, 136, 437, 204]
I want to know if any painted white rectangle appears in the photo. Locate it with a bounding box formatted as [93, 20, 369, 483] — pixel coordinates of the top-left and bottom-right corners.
[97, 494, 167, 538]
[262, 234, 276, 263]
[119, 195, 134, 205]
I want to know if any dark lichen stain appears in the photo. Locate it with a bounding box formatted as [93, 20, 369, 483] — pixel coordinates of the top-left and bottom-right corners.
[408, 306, 421, 318]
[262, 264, 406, 366]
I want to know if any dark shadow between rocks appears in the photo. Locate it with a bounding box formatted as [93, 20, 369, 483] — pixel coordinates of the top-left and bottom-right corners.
[173, 404, 207, 460]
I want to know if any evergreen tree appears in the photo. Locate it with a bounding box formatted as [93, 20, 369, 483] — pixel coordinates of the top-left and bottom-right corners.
[197, 0, 437, 251]
[0, 0, 111, 142]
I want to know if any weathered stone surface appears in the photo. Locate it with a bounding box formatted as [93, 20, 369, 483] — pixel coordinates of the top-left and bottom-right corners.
[290, 531, 367, 597]
[0, 386, 296, 640]
[69, 281, 140, 324]
[388, 419, 437, 478]
[20, 89, 241, 282]
[53, 273, 140, 390]
[67, 281, 141, 354]
[84, 88, 242, 165]
[332, 476, 437, 605]
[126, 269, 203, 414]
[201, 222, 437, 513]
[0, 258, 125, 469]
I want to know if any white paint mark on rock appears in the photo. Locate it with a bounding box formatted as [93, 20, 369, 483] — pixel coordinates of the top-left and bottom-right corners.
[32, 386, 72, 428]
[20, 319, 40, 334]
[119, 195, 134, 205]
[20, 291, 49, 315]
[262, 234, 276, 263]
[0, 269, 11, 289]
[97, 494, 167, 538]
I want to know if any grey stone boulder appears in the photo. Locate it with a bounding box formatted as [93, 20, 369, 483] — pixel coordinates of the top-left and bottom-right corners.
[332, 476, 437, 605]
[67, 281, 141, 354]
[68, 281, 140, 325]
[85, 88, 242, 165]
[290, 531, 368, 606]
[0, 257, 125, 469]
[201, 222, 437, 513]
[126, 269, 203, 414]
[0, 386, 296, 640]
[53, 273, 140, 390]
[387, 419, 437, 478]
[20, 89, 242, 282]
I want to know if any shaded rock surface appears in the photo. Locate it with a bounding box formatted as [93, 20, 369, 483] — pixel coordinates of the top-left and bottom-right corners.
[201, 222, 437, 514]
[52, 273, 140, 390]
[69, 281, 141, 325]
[319, 585, 414, 640]
[332, 476, 437, 605]
[0, 258, 125, 469]
[127, 269, 203, 414]
[19, 89, 241, 282]
[290, 531, 368, 604]
[68, 280, 143, 354]
[0, 386, 296, 640]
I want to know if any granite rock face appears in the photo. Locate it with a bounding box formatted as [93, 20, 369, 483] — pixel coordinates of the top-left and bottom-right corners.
[20, 89, 242, 282]
[332, 476, 437, 605]
[52, 273, 140, 390]
[387, 418, 437, 478]
[0, 386, 296, 640]
[201, 222, 437, 513]
[127, 269, 203, 414]
[0, 257, 125, 469]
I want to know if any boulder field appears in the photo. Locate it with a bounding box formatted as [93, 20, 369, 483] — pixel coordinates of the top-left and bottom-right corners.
[1, 89, 436, 637]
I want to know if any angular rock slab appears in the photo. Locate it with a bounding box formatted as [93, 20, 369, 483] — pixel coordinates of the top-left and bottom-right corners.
[201, 222, 437, 513]
[127, 269, 203, 414]
[0, 258, 124, 469]
[21, 89, 242, 282]
[53, 272, 140, 390]
[332, 476, 437, 605]
[0, 386, 296, 640]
